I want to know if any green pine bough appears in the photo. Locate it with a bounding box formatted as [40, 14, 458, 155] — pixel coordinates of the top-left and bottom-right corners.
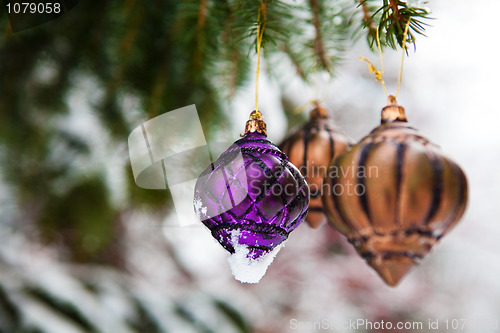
[358, 0, 431, 50]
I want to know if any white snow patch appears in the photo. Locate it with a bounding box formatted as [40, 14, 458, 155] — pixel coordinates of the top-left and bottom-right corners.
[193, 197, 207, 220]
[227, 229, 285, 284]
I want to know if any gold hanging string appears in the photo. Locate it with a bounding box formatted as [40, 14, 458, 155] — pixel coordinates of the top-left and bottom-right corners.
[360, 18, 412, 98]
[315, 72, 329, 105]
[360, 27, 388, 97]
[395, 19, 412, 97]
[375, 26, 385, 79]
[292, 73, 329, 115]
[254, 2, 266, 116]
[293, 99, 319, 114]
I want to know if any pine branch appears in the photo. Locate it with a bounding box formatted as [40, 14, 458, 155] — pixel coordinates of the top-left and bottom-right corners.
[360, 0, 431, 50]
[358, 0, 377, 39]
[232, 0, 295, 51]
[193, 0, 208, 69]
[309, 0, 331, 74]
[218, 3, 240, 96]
[274, 0, 353, 81]
[199, 0, 251, 97]
[281, 44, 307, 81]
[197, 0, 208, 29]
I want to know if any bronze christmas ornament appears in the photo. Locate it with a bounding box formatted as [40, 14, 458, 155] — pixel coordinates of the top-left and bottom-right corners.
[280, 105, 353, 228]
[322, 96, 468, 286]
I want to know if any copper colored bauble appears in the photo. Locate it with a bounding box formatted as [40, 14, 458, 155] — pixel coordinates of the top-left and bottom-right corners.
[280, 106, 353, 228]
[322, 96, 468, 286]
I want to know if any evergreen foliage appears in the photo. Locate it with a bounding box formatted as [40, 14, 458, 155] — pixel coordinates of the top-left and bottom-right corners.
[0, 2, 430, 330]
[0, 0, 430, 262]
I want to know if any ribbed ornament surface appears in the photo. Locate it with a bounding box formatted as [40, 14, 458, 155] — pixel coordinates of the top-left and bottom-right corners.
[323, 101, 468, 286]
[194, 132, 310, 261]
[280, 108, 352, 228]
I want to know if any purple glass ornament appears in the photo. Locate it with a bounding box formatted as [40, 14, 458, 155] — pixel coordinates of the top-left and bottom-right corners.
[193, 112, 309, 282]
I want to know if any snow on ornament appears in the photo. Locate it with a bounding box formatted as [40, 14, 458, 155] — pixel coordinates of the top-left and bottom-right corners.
[322, 96, 468, 286]
[193, 111, 310, 283]
[280, 105, 353, 228]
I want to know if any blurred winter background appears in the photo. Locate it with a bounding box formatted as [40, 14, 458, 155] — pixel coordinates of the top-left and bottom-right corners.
[1, 0, 499, 332]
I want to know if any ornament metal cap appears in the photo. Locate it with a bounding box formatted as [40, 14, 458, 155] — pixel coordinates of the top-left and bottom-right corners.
[381, 95, 407, 123]
[309, 102, 329, 119]
[243, 110, 267, 137]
